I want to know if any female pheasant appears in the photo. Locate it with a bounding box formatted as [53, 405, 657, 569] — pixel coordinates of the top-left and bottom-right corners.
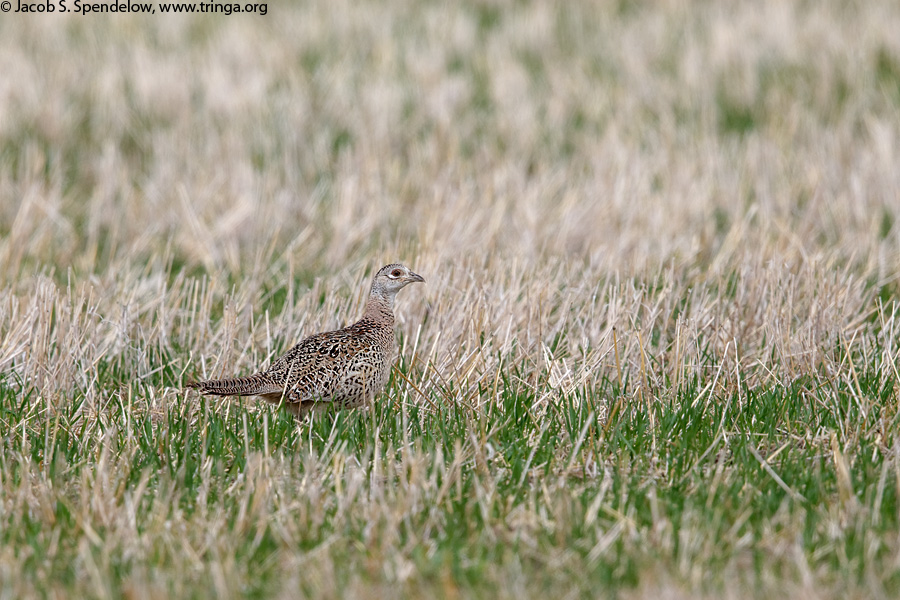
[187, 263, 424, 416]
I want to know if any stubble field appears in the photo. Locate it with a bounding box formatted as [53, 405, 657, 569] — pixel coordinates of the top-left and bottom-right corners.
[2, 1, 900, 598]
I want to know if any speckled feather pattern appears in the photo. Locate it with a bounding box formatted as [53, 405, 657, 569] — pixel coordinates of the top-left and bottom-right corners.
[187, 264, 423, 416]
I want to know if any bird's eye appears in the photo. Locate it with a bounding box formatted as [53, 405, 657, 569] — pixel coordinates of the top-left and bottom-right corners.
[390, 269, 403, 278]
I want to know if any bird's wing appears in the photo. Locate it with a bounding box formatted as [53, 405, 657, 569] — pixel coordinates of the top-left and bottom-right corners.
[265, 328, 365, 403]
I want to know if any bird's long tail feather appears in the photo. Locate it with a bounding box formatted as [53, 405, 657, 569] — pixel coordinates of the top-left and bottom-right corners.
[185, 373, 282, 397]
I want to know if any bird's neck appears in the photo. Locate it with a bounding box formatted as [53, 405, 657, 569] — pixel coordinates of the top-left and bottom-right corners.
[362, 292, 395, 323]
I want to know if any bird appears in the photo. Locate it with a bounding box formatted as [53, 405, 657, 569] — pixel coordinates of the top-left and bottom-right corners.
[186, 263, 425, 417]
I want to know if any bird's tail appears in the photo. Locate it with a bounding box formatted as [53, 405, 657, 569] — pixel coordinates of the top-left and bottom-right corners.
[185, 373, 282, 397]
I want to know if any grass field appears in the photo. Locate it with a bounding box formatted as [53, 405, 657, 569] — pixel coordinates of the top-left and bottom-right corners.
[2, 1, 900, 598]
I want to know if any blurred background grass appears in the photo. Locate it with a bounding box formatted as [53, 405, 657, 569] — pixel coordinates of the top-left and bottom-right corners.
[2, 1, 899, 282]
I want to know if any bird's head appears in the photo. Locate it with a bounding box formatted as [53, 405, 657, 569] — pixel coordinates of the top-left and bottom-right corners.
[370, 263, 425, 301]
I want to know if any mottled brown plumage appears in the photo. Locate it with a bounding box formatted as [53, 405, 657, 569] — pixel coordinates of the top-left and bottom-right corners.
[187, 263, 424, 416]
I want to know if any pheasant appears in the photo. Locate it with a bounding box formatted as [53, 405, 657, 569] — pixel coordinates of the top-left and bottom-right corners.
[187, 263, 424, 416]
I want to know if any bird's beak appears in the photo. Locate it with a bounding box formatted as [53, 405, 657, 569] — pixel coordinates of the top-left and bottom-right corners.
[409, 271, 425, 283]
